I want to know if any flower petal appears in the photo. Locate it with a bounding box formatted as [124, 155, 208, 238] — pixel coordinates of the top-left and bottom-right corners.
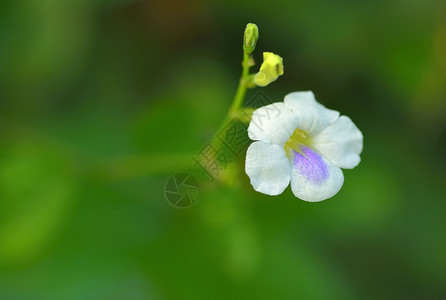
[284, 91, 340, 135]
[312, 115, 363, 169]
[248, 102, 299, 145]
[290, 146, 344, 202]
[245, 141, 291, 196]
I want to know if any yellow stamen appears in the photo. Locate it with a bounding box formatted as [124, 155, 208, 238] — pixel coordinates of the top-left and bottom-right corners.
[284, 129, 312, 158]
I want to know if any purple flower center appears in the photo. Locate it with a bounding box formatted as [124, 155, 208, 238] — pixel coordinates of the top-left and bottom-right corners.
[293, 146, 328, 184]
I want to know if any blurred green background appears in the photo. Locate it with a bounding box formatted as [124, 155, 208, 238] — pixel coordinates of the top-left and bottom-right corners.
[1, 0, 446, 299]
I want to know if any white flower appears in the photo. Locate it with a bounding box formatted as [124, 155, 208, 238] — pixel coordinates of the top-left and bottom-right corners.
[245, 91, 363, 202]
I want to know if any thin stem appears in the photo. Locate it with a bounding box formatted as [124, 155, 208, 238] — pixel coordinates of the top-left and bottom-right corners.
[214, 52, 252, 134]
[205, 52, 253, 165]
[229, 52, 251, 116]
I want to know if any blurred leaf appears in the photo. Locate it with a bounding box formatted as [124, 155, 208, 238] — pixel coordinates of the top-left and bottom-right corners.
[0, 139, 76, 265]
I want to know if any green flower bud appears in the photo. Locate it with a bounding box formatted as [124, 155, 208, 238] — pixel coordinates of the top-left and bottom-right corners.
[243, 23, 259, 54]
[254, 52, 284, 87]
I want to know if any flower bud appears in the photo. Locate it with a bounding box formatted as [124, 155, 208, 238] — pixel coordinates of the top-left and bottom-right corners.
[243, 23, 259, 54]
[254, 52, 284, 87]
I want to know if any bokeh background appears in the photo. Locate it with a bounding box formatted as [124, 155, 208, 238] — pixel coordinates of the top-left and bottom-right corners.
[1, 0, 446, 299]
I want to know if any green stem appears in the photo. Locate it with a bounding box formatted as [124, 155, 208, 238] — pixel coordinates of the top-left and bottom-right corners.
[229, 52, 251, 116]
[214, 52, 252, 135]
[202, 52, 252, 166]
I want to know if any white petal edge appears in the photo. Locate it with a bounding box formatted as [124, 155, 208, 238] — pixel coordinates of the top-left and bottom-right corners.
[290, 148, 344, 202]
[247, 102, 299, 145]
[284, 91, 340, 136]
[312, 115, 363, 169]
[245, 141, 291, 196]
